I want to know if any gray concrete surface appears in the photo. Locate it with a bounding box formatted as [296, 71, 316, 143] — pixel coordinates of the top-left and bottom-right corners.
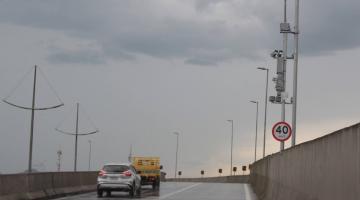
[166, 175, 249, 183]
[0, 172, 98, 200]
[54, 182, 257, 200]
[250, 122, 360, 200]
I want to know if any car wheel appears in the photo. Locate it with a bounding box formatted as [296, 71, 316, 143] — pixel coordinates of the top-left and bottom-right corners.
[136, 185, 141, 197]
[97, 189, 103, 198]
[129, 183, 135, 197]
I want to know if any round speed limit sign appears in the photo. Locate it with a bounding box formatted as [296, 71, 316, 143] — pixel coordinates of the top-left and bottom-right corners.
[272, 122, 292, 142]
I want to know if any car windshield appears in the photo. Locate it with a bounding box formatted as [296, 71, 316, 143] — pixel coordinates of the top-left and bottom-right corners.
[103, 165, 129, 173]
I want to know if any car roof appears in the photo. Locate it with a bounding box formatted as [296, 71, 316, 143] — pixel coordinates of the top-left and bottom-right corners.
[103, 162, 132, 166]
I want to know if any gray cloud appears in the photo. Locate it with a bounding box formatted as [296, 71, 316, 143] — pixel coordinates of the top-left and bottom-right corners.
[0, 0, 359, 65]
[47, 50, 106, 65]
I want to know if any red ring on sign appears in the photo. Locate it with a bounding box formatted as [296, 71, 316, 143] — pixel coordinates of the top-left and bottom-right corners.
[272, 121, 292, 142]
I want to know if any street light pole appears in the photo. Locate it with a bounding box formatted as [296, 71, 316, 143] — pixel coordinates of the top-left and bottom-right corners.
[88, 140, 92, 171]
[250, 101, 259, 162]
[257, 67, 269, 158]
[74, 103, 79, 171]
[173, 132, 179, 179]
[227, 120, 233, 176]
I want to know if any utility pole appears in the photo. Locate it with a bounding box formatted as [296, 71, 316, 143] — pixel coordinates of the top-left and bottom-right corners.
[269, 0, 299, 151]
[28, 65, 37, 173]
[3, 65, 64, 173]
[56, 103, 99, 172]
[280, 0, 288, 152]
[292, 0, 300, 147]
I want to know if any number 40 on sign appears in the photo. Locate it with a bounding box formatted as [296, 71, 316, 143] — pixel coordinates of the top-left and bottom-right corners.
[272, 122, 292, 142]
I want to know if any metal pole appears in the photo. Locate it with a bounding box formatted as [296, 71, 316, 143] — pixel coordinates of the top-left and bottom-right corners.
[257, 67, 269, 158]
[255, 102, 258, 161]
[280, 0, 288, 152]
[28, 65, 37, 173]
[227, 120, 233, 176]
[174, 132, 179, 178]
[292, 0, 300, 147]
[263, 69, 269, 157]
[74, 103, 79, 171]
[231, 120, 233, 176]
[88, 140, 92, 171]
[250, 101, 259, 162]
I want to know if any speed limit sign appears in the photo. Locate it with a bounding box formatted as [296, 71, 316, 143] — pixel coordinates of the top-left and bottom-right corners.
[272, 122, 292, 142]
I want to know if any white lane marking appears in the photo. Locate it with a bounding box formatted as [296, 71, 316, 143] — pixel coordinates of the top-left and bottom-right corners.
[159, 183, 202, 199]
[244, 184, 257, 200]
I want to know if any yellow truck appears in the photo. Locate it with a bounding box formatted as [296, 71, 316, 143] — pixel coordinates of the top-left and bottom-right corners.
[131, 156, 161, 190]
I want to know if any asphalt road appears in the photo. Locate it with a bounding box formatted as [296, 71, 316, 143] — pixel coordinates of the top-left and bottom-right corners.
[55, 182, 257, 200]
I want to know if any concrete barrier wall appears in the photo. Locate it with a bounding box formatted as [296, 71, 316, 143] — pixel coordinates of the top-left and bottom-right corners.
[0, 171, 98, 200]
[250, 123, 360, 200]
[166, 175, 249, 183]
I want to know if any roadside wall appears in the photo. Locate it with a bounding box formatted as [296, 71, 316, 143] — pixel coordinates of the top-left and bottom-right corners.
[250, 123, 360, 200]
[166, 175, 249, 183]
[0, 171, 98, 200]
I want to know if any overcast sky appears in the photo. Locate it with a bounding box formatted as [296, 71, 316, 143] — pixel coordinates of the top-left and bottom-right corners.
[0, 0, 360, 177]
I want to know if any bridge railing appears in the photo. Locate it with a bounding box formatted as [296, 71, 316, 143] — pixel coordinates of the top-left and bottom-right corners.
[250, 122, 360, 200]
[0, 171, 97, 200]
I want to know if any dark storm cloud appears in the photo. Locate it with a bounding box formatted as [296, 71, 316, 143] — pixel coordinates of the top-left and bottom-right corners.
[300, 0, 360, 55]
[0, 0, 359, 64]
[194, 0, 227, 11]
[47, 50, 106, 65]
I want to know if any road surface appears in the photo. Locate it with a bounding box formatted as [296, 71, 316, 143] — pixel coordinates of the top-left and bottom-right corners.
[55, 182, 257, 200]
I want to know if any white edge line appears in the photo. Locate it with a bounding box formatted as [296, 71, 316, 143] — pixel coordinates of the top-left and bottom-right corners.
[159, 183, 202, 199]
[244, 183, 257, 200]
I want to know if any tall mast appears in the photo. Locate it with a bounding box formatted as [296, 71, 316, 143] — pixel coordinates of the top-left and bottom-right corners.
[28, 65, 37, 173]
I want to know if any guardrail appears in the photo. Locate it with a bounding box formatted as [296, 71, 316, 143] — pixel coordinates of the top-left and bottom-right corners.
[166, 175, 249, 183]
[0, 171, 98, 200]
[250, 122, 360, 200]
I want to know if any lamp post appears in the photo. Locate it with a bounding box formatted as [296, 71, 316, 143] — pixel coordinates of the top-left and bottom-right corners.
[88, 140, 92, 171]
[257, 67, 269, 158]
[227, 120, 233, 176]
[250, 101, 259, 162]
[173, 132, 179, 179]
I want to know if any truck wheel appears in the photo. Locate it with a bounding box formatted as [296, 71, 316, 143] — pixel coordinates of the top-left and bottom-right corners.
[106, 191, 111, 197]
[136, 186, 141, 197]
[97, 189, 103, 197]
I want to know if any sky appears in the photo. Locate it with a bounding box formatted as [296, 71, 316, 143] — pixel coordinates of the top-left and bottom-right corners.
[0, 0, 360, 177]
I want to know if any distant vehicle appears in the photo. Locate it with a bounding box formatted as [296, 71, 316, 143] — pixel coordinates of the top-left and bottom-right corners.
[132, 156, 161, 190]
[97, 163, 141, 197]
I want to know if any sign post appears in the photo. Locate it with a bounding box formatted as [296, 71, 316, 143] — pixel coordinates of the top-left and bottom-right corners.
[272, 122, 292, 142]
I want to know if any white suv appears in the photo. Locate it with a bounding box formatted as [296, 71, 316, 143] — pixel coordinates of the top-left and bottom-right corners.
[97, 163, 141, 197]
